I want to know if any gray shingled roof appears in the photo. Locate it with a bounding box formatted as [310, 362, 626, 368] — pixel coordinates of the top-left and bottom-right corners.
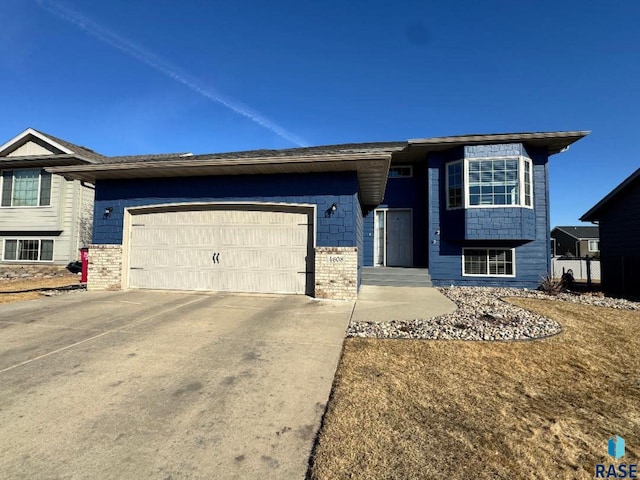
[32, 129, 106, 162]
[553, 226, 599, 239]
[100, 152, 192, 164]
[98, 142, 407, 164]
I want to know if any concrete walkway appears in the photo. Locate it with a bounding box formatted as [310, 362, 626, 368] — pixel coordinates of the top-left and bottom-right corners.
[352, 285, 457, 322]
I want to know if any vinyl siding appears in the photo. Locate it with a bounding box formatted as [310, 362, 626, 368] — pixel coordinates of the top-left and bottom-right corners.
[6, 139, 61, 157]
[92, 172, 361, 252]
[596, 178, 640, 295]
[0, 173, 64, 230]
[0, 175, 93, 263]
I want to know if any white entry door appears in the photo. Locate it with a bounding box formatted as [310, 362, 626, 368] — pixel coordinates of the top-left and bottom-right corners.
[127, 206, 312, 294]
[374, 209, 412, 267]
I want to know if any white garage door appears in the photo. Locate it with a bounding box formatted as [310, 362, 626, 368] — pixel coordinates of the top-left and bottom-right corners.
[127, 206, 312, 294]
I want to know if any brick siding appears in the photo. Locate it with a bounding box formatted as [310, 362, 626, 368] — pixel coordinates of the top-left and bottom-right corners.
[87, 244, 122, 291]
[314, 247, 358, 300]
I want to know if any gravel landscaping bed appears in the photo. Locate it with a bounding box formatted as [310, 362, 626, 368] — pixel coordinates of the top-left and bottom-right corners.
[347, 286, 640, 341]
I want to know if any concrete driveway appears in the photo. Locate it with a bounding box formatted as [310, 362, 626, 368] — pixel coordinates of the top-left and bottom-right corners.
[0, 290, 353, 479]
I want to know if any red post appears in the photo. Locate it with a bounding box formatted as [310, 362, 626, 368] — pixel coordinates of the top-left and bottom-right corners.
[80, 248, 89, 283]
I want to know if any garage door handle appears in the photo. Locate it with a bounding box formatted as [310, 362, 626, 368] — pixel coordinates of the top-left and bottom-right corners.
[212, 253, 220, 264]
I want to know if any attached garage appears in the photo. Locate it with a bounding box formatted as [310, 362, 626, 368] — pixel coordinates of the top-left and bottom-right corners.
[123, 203, 315, 295]
[48, 146, 394, 299]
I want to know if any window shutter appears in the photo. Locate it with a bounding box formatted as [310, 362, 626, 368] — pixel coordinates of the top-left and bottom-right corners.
[4, 240, 17, 260]
[1, 171, 12, 206]
[41, 240, 54, 261]
[39, 170, 52, 206]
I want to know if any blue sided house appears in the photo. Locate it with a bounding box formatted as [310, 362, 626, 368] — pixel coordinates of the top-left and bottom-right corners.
[49, 130, 588, 300]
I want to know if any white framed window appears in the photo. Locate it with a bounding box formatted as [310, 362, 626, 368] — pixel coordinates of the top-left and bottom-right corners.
[1, 168, 52, 207]
[3, 239, 54, 262]
[588, 240, 599, 252]
[446, 157, 533, 209]
[462, 248, 515, 277]
[523, 159, 532, 207]
[388, 165, 413, 178]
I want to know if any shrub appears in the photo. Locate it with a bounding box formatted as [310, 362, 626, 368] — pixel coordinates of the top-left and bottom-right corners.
[539, 274, 565, 296]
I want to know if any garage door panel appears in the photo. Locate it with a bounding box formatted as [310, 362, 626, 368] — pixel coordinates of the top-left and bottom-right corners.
[218, 270, 304, 294]
[174, 248, 215, 268]
[217, 228, 305, 248]
[218, 248, 307, 270]
[131, 227, 172, 247]
[132, 248, 174, 268]
[127, 207, 312, 294]
[176, 228, 217, 247]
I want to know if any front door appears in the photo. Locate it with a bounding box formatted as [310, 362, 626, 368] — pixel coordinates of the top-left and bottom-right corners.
[375, 209, 412, 267]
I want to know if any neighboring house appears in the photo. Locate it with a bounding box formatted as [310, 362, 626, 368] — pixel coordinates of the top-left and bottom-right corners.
[581, 167, 640, 296]
[550, 226, 600, 257]
[49, 130, 588, 299]
[0, 128, 99, 266]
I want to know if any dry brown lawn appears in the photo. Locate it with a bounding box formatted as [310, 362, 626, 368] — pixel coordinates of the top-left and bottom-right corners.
[0, 275, 80, 305]
[309, 298, 640, 480]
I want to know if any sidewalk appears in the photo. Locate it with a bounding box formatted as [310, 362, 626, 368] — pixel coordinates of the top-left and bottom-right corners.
[352, 285, 456, 323]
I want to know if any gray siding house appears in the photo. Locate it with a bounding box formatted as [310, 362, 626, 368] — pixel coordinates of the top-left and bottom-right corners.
[550, 226, 600, 257]
[581, 167, 640, 296]
[0, 128, 98, 266]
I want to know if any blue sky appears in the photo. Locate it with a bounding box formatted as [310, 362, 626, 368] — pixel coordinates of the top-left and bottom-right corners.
[2, 0, 639, 227]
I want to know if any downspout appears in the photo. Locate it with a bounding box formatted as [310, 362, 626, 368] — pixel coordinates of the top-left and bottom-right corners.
[75, 183, 82, 258]
[69, 180, 79, 262]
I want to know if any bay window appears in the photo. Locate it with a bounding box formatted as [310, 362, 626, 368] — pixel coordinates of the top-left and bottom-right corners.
[446, 157, 533, 209]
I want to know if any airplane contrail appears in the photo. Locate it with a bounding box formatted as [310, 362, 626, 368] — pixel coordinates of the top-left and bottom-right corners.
[35, 0, 308, 147]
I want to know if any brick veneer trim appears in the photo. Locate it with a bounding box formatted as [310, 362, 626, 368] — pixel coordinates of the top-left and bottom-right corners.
[314, 246, 358, 300]
[87, 245, 122, 291]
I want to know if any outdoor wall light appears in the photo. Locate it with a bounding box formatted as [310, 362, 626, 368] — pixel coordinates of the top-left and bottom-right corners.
[104, 207, 113, 219]
[325, 203, 338, 218]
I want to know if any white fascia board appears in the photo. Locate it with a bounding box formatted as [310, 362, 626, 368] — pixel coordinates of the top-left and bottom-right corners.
[0, 128, 74, 156]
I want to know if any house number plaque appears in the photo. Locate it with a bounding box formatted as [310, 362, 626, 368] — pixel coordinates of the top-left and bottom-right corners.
[328, 255, 345, 263]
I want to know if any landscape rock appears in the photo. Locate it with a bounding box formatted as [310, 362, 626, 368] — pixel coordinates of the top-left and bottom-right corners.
[347, 286, 639, 341]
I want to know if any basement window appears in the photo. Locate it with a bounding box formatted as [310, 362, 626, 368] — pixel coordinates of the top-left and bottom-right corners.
[462, 248, 515, 276]
[3, 239, 54, 262]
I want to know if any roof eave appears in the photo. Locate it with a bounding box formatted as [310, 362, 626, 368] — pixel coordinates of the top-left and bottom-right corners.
[47, 153, 393, 206]
[0, 128, 75, 156]
[0, 154, 97, 169]
[408, 131, 590, 155]
[580, 167, 640, 222]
